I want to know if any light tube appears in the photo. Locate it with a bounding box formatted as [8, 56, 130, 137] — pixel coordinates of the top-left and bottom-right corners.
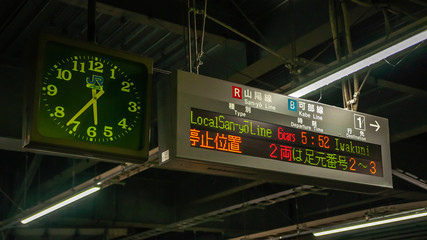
[289, 29, 427, 98]
[21, 186, 100, 224]
[313, 211, 427, 237]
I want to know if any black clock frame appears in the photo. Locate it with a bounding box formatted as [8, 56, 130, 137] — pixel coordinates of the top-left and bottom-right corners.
[23, 34, 153, 163]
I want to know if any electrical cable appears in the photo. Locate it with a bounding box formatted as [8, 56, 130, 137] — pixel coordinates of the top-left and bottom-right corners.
[341, 0, 360, 110]
[187, 0, 193, 73]
[254, 0, 289, 23]
[193, 0, 199, 73]
[230, 0, 267, 43]
[384, 41, 424, 67]
[200, 0, 208, 54]
[195, 0, 208, 73]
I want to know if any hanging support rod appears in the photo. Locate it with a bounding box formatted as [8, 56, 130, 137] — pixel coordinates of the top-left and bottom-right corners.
[190, 9, 295, 70]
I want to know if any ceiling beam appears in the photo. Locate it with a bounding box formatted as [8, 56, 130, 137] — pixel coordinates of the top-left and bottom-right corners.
[376, 79, 427, 97]
[13, 227, 128, 239]
[360, 77, 427, 142]
[391, 124, 427, 143]
[284, 16, 427, 97]
[190, 180, 265, 205]
[8, 154, 42, 217]
[119, 185, 323, 240]
[56, 0, 242, 46]
[392, 169, 427, 191]
[227, 5, 375, 85]
[46, 217, 228, 234]
[0, 137, 22, 152]
[228, 200, 427, 240]
[0, 148, 159, 231]
[38, 158, 98, 196]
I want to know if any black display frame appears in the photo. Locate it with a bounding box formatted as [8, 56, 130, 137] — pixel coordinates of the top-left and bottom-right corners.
[158, 70, 393, 192]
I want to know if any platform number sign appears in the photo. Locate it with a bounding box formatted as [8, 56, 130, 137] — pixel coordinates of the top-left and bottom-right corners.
[354, 114, 366, 130]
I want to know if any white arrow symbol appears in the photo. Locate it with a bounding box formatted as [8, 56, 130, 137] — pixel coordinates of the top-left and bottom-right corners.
[370, 121, 380, 132]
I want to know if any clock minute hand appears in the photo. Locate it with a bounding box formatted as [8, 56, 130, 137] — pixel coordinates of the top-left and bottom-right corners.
[66, 90, 104, 126]
[92, 89, 98, 125]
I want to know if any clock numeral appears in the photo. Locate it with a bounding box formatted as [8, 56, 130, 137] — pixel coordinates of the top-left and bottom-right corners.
[87, 126, 97, 137]
[56, 69, 72, 81]
[54, 106, 65, 118]
[121, 81, 131, 92]
[110, 68, 116, 79]
[72, 61, 85, 73]
[47, 84, 57, 96]
[89, 61, 104, 73]
[118, 118, 128, 129]
[128, 102, 138, 112]
[69, 121, 80, 131]
[104, 126, 113, 137]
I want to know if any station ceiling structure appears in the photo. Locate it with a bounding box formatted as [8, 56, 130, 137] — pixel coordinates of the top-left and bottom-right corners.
[0, 0, 426, 239]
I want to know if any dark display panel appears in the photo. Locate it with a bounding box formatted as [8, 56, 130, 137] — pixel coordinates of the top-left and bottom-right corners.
[190, 108, 383, 177]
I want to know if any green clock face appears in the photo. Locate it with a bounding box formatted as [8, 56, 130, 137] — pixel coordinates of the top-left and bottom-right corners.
[28, 37, 152, 160]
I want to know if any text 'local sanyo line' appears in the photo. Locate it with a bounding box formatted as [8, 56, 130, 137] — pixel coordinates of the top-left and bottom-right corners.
[190, 110, 272, 138]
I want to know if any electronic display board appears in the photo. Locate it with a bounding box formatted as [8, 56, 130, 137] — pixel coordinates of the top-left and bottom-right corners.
[190, 108, 382, 177]
[158, 70, 392, 192]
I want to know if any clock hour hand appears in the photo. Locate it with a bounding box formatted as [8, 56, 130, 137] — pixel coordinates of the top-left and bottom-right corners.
[66, 90, 104, 126]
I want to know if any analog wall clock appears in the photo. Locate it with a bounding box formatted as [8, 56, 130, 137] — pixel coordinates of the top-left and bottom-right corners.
[24, 34, 153, 163]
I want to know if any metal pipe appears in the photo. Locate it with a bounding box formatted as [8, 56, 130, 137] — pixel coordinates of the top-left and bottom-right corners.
[329, 0, 350, 109]
[341, 0, 354, 57]
[341, 0, 359, 110]
[329, 0, 341, 62]
[200, 0, 208, 54]
[342, 80, 350, 109]
[193, 0, 199, 74]
[187, 0, 193, 73]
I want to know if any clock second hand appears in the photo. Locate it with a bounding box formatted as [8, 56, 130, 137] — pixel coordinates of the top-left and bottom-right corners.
[66, 90, 104, 126]
[92, 89, 98, 125]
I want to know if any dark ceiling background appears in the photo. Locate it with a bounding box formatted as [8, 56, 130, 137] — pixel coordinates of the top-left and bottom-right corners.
[0, 0, 426, 240]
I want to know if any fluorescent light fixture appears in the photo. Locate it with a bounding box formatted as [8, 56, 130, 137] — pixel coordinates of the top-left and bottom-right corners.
[288, 29, 427, 98]
[21, 186, 100, 224]
[313, 210, 427, 237]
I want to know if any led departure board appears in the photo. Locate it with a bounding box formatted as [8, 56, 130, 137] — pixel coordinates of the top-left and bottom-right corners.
[157, 70, 392, 192]
[190, 108, 382, 177]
